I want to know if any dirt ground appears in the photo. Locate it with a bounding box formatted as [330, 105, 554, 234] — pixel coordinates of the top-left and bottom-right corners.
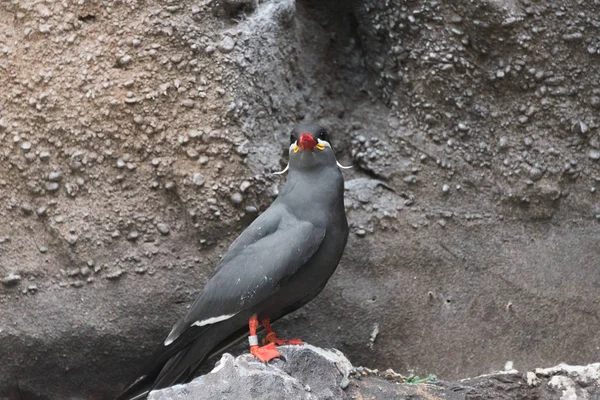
[0, 0, 599, 399]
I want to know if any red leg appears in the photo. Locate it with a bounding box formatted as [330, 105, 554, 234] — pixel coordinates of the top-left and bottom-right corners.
[261, 317, 303, 346]
[248, 315, 280, 362]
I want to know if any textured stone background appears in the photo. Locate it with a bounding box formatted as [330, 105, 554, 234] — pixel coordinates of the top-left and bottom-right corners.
[0, 0, 599, 398]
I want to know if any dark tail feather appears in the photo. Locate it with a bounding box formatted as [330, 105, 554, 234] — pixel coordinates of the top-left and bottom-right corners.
[115, 321, 258, 400]
[151, 348, 194, 390]
[116, 343, 210, 400]
[114, 372, 157, 400]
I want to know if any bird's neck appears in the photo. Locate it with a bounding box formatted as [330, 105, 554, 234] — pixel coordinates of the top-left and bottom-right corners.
[279, 168, 345, 219]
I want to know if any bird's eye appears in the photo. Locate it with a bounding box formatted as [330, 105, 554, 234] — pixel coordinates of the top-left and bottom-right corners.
[318, 130, 327, 140]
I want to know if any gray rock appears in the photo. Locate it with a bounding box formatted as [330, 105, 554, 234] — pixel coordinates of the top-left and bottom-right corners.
[149, 344, 352, 400]
[48, 171, 63, 182]
[157, 223, 170, 235]
[192, 173, 205, 187]
[218, 36, 236, 54]
[1, 273, 21, 287]
[230, 192, 243, 204]
[149, 347, 600, 400]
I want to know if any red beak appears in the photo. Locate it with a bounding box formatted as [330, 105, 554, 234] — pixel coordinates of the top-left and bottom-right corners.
[298, 133, 317, 152]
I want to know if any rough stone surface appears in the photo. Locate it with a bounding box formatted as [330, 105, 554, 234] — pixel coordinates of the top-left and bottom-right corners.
[1, 0, 599, 399]
[149, 344, 353, 400]
[149, 345, 600, 400]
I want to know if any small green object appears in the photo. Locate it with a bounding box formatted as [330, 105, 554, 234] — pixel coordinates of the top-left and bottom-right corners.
[406, 374, 438, 384]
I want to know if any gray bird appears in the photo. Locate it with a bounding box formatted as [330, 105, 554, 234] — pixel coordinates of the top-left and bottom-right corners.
[116, 122, 350, 400]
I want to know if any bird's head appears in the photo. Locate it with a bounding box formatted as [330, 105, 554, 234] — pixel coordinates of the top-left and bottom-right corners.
[278, 122, 351, 174]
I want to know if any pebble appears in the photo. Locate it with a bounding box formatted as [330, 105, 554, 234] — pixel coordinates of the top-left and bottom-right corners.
[39, 151, 51, 161]
[48, 170, 63, 182]
[189, 129, 202, 139]
[236, 142, 249, 156]
[135, 266, 148, 274]
[529, 167, 543, 181]
[165, 181, 176, 191]
[589, 149, 600, 161]
[572, 121, 589, 135]
[403, 175, 417, 184]
[71, 280, 84, 288]
[21, 142, 32, 152]
[442, 184, 450, 193]
[499, 136, 509, 149]
[230, 192, 243, 204]
[157, 223, 170, 235]
[339, 377, 350, 390]
[45, 182, 59, 192]
[240, 180, 252, 192]
[118, 55, 132, 66]
[21, 203, 33, 215]
[1, 273, 21, 287]
[198, 155, 209, 165]
[66, 183, 78, 197]
[27, 284, 38, 293]
[192, 173, 206, 187]
[245, 205, 258, 213]
[187, 148, 199, 159]
[218, 36, 236, 53]
[66, 234, 78, 245]
[356, 229, 367, 237]
[106, 268, 125, 280]
[182, 99, 195, 108]
[127, 231, 139, 241]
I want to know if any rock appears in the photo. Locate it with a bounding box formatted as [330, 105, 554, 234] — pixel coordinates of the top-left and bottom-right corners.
[149, 346, 600, 400]
[48, 171, 63, 182]
[1, 273, 21, 287]
[230, 192, 243, 204]
[127, 231, 139, 241]
[117, 55, 133, 67]
[572, 120, 589, 135]
[149, 344, 353, 400]
[192, 173, 206, 187]
[157, 223, 170, 235]
[218, 36, 236, 54]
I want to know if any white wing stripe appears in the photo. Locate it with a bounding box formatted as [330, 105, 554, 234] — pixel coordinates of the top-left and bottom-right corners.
[192, 313, 236, 327]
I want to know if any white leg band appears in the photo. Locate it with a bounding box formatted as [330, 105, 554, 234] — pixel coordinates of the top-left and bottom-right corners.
[248, 335, 259, 346]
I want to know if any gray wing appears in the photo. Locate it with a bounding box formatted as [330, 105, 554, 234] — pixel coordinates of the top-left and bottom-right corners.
[164, 204, 326, 345]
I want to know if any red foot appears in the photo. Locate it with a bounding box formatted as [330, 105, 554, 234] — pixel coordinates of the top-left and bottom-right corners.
[250, 342, 281, 362]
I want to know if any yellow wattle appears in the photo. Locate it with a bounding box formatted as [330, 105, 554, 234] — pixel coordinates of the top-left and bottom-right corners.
[293, 145, 300, 153]
[316, 143, 326, 150]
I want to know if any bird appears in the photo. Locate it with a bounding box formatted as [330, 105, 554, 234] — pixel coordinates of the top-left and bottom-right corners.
[116, 122, 350, 400]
